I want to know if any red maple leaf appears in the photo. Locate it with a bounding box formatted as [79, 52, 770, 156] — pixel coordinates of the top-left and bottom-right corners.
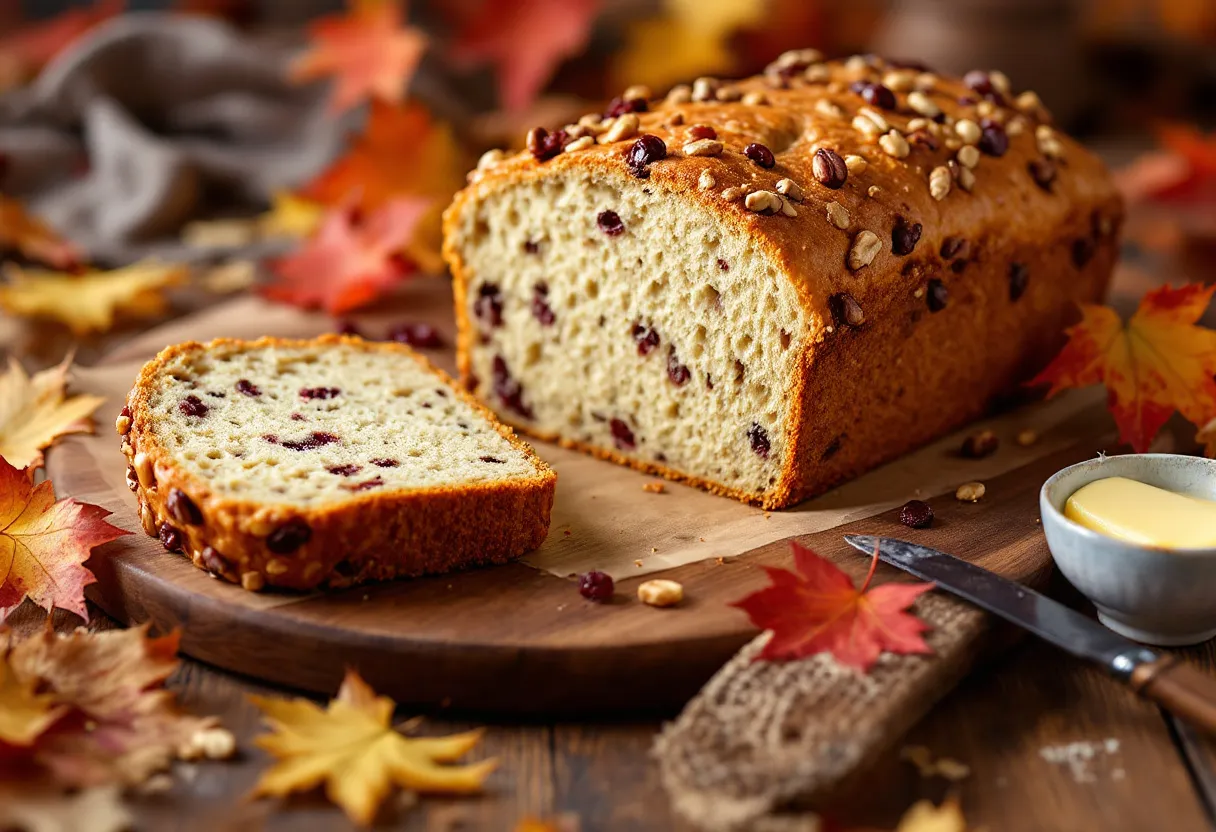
[1117, 124, 1216, 206]
[730, 541, 934, 672]
[1029, 284, 1216, 453]
[0, 0, 124, 84]
[0, 457, 129, 621]
[289, 0, 427, 113]
[449, 0, 601, 113]
[262, 197, 430, 314]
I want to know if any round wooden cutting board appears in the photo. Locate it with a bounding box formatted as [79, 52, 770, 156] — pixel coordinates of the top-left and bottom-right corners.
[46, 293, 1076, 716]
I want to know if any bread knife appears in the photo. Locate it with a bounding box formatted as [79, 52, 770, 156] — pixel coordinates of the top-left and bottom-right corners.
[843, 534, 1216, 733]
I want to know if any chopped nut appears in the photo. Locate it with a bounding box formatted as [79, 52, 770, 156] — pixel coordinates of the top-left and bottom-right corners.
[778, 196, 798, 217]
[958, 165, 976, 192]
[134, 452, 155, 489]
[867, 184, 882, 197]
[692, 76, 718, 102]
[945, 137, 962, 151]
[241, 571, 265, 591]
[878, 130, 910, 158]
[776, 47, 823, 67]
[1016, 428, 1038, 446]
[852, 114, 884, 138]
[907, 90, 940, 118]
[602, 113, 639, 143]
[976, 100, 998, 119]
[989, 70, 1012, 95]
[115, 413, 132, 436]
[844, 54, 869, 72]
[721, 186, 748, 202]
[698, 170, 717, 190]
[723, 119, 745, 133]
[858, 107, 890, 132]
[476, 148, 506, 171]
[830, 292, 865, 328]
[741, 90, 769, 106]
[1015, 90, 1044, 114]
[804, 64, 831, 83]
[578, 113, 603, 129]
[715, 85, 742, 102]
[961, 429, 999, 458]
[825, 201, 850, 229]
[1036, 125, 1064, 159]
[955, 118, 981, 145]
[265, 559, 289, 576]
[914, 72, 937, 91]
[929, 166, 952, 201]
[882, 70, 916, 92]
[666, 84, 692, 105]
[955, 481, 986, 502]
[848, 230, 882, 270]
[957, 144, 980, 169]
[844, 154, 867, 175]
[745, 190, 782, 214]
[638, 579, 684, 608]
[563, 135, 594, 153]
[775, 178, 804, 202]
[683, 138, 723, 157]
[1005, 116, 1026, 137]
[667, 112, 685, 126]
[140, 504, 157, 536]
[623, 84, 652, 101]
[816, 99, 844, 119]
[642, 481, 665, 494]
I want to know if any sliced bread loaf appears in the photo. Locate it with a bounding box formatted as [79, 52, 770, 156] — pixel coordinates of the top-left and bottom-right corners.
[118, 335, 556, 591]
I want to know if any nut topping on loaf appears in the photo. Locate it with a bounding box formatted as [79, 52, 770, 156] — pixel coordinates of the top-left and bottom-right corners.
[120, 336, 555, 590]
[444, 52, 1123, 509]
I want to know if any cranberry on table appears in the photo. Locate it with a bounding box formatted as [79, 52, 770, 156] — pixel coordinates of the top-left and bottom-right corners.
[579, 570, 615, 602]
[899, 500, 934, 529]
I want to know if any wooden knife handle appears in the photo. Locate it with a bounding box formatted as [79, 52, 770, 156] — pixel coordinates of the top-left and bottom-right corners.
[1130, 656, 1216, 733]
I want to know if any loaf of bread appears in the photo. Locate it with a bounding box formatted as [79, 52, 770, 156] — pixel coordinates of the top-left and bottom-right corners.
[442, 52, 1123, 509]
[118, 336, 556, 591]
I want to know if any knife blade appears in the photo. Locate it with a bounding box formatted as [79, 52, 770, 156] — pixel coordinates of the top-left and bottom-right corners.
[843, 534, 1216, 733]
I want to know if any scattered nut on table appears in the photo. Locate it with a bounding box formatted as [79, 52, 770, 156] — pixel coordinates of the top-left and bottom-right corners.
[955, 481, 986, 502]
[1016, 428, 1038, 446]
[642, 481, 666, 494]
[637, 579, 684, 607]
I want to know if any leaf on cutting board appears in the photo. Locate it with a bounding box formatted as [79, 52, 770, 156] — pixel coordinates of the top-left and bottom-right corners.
[0, 656, 67, 750]
[0, 0, 123, 90]
[0, 783, 133, 832]
[613, 0, 766, 92]
[302, 101, 464, 272]
[1029, 283, 1216, 454]
[448, 0, 601, 113]
[289, 0, 427, 113]
[0, 456, 128, 621]
[0, 355, 104, 471]
[263, 198, 429, 315]
[3, 624, 217, 788]
[0, 196, 81, 270]
[0, 261, 187, 336]
[730, 541, 934, 672]
[249, 668, 496, 827]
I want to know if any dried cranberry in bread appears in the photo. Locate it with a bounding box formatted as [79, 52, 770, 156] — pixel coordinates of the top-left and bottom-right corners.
[118, 336, 555, 591]
[442, 52, 1123, 509]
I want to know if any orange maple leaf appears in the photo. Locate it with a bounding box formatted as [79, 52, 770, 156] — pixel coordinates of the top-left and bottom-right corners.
[1117, 124, 1216, 205]
[0, 0, 123, 88]
[1029, 284, 1216, 453]
[263, 198, 430, 315]
[730, 541, 934, 672]
[449, 0, 601, 113]
[290, 0, 427, 113]
[0, 196, 80, 270]
[0, 457, 128, 621]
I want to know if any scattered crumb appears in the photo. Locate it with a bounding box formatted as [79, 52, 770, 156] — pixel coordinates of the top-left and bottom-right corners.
[556, 603, 567, 611]
[764, 513, 772, 520]
[699, 537, 706, 542]
[638, 578, 684, 607]
[564, 529, 572, 536]
[715, 557, 725, 565]
[362, 594, 369, 602]
[634, 559, 643, 567]
[651, 547, 657, 553]
[643, 481, 666, 494]
[1016, 428, 1039, 446]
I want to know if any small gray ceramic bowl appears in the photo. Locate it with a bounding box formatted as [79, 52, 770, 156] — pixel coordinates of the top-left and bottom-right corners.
[1040, 453, 1216, 646]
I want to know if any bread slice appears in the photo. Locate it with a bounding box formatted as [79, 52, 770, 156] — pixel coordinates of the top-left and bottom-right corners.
[118, 335, 556, 591]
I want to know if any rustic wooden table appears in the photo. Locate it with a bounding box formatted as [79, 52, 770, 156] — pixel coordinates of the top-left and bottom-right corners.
[5, 213, 1215, 832]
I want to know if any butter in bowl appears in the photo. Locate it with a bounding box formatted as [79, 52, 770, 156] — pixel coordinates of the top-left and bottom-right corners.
[1040, 454, 1216, 646]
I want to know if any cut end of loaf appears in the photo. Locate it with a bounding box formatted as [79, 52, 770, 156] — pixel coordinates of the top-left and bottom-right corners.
[448, 170, 809, 504]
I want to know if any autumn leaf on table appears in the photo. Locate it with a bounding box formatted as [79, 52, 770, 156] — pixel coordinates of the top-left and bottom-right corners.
[263, 198, 429, 315]
[2, 624, 215, 788]
[613, 0, 765, 93]
[1116, 124, 1216, 205]
[290, 0, 427, 113]
[0, 0, 123, 90]
[249, 668, 496, 827]
[730, 541, 934, 672]
[0, 355, 104, 471]
[1029, 284, 1216, 454]
[0, 656, 66, 751]
[0, 456, 128, 621]
[258, 191, 325, 239]
[0, 261, 187, 336]
[302, 101, 464, 271]
[0, 196, 80, 269]
[448, 0, 601, 113]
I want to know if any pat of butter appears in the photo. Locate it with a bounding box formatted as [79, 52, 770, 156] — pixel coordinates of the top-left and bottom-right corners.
[1064, 476, 1216, 549]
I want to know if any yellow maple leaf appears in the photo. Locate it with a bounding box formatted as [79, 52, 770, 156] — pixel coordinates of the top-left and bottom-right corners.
[249, 669, 496, 827]
[0, 355, 104, 471]
[613, 0, 766, 91]
[0, 261, 187, 336]
[0, 655, 66, 749]
[258, 191, 325, 239]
